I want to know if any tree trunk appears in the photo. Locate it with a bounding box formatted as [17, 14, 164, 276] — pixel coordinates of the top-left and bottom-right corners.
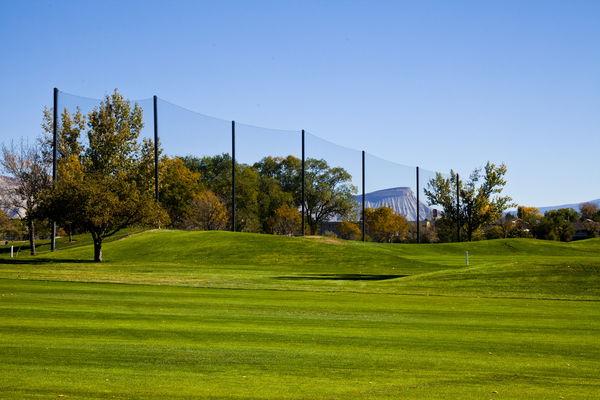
[93, 236, 103, 262]
[28, 218, 36, 256]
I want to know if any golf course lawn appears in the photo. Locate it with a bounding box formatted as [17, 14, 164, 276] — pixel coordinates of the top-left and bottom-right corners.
[1, 230, 599, 399]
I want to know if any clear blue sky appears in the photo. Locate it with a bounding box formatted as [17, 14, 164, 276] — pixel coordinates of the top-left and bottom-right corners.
[1, 0, 598, 207]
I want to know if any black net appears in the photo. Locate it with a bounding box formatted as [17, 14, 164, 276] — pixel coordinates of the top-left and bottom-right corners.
[53, 90, 452, 241]
[304, 132, 361, 237]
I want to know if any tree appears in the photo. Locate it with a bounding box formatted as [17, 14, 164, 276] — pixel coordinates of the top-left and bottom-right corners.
[40, 107, 88, 241]
[425, 162, 514, 241]
[365, 206, 410, 243]
[41, 90, 167, 261]
[517, 206, 543, 237]
[0, 209, 22, 239]
[304, 158, 357, 235]
[0, 141, 50, 255]
[159, 157, 204, 227]
[580, 203, 600, 221]
[535, 208, 579, 241]
[579, 202, 600, 237]
[183, 190, 229, 231]
[273, 205, 301, 235]
[338, 220, 361, 241]
[40, 107, 85, 164]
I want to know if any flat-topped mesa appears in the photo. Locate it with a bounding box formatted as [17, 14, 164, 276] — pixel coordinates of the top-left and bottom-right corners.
[355, 187, 431, 222]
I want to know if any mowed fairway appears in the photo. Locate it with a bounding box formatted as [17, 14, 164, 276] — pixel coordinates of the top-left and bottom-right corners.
[1, 231, 599, 399]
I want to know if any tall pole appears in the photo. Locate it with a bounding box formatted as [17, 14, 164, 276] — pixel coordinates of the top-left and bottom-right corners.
[301, 129, 305, 236]
[416, 166, 420, 243]
[50, 88, 58, 252]
[456, 172, 461, 242]
[231, 120, 236, 232]
[362, 151, 365, 242]
[153, 95, 159, 202]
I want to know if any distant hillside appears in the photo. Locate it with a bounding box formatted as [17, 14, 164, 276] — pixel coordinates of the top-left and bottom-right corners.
[0, 176, 21, 218]
[536, 199, 600, 215]
[355, 187, 430, 221]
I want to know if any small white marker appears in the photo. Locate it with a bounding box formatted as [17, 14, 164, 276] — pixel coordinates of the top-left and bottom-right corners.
[10, 246, 13, 258]
[466, 251, 469, 265]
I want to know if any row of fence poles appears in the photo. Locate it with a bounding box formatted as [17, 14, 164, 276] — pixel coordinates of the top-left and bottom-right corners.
[50, 89, 470, 249]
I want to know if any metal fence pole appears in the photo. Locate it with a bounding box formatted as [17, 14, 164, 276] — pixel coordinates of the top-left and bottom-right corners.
[362, 151, 365, 242]
[301, 129, 305, 236]
[416, 166, 420, 243]
[50, 88, 58, 252]
[231, 120, 236, 232]
[456, 172, 461, 242]
[153, 95, 159, 202]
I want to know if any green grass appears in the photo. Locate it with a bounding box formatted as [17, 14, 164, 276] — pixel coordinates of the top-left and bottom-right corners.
[0, 228, 143, 256]
[1, 230, 599, 399]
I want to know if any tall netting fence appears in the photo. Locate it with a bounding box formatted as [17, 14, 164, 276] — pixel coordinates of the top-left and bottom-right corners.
[156, 99, 232, 228]
[57, 91, 154, 146]
[304, 132, 362, 237]
[52, 89, 452, 241]
[235, 122, 301, 233]
[362, 153, 447, 242]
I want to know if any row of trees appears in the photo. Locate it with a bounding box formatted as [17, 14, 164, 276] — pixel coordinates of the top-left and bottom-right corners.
[160, 154, 357, 235]
[488, 203, 600, 241]
[0, 90, 360, 261]
[2, 89, 591, 261]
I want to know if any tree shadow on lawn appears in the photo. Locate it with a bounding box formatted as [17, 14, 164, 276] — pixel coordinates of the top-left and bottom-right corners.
[0, 258, 91, 265]
[274, 274, 408, 281]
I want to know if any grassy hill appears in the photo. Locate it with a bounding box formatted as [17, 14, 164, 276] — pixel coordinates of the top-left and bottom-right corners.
[0, 231, 599, 399]
[2, 230, 599, 299]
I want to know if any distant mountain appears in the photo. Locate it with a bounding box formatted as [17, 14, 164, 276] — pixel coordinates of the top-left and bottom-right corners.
[355, 187, 431, 221]
[534, 199, 600, 215]
[0, 176, 21, 218]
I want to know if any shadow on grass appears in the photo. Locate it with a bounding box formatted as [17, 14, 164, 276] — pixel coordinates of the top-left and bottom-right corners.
[274, 274, 408, 281]
[0, 258, 91, 265]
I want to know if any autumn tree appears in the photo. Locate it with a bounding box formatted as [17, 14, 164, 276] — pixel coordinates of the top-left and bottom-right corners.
[338, 220, 361, 241]
[183, 190, 229, 230]
[159, 157, 204, 227]
[425, 162, 514, 241]
[273, 205, 301, 235]
[41, 90, 167, 261]
[0, 141, 51, 255]
[517, 206, 543, 236]
[0, 209, 23, 239]
[365, 206, 409, 243]
[39, 106, 88, 241]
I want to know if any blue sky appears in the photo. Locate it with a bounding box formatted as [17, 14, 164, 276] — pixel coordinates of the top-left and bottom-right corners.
[1, 0, 598, 207]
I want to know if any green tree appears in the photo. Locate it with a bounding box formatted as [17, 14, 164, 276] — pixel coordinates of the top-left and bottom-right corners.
[41, 90, 167, 262]
[535, 208, 579, 241]
[304, 158, 357, 235]
[41, 107, 85, 163]
[425, 162, 514, 241]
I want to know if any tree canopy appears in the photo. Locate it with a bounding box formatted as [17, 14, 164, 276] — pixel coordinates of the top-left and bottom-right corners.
[41, 90, 166, 262]
[425, 162, 514, 241]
